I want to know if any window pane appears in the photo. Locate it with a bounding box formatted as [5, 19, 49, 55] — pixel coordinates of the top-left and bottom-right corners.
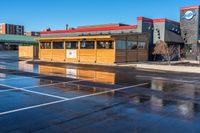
[128, 41, 137, 50]
[40, 42, 51, 49]
[80, 41, 94, 49]
[66, 41, 78, 49]
[53, 42, 64, 49]
[97, 41, 114, 49]
[138, 42, 146, 49]
[116, 40, 126, 49]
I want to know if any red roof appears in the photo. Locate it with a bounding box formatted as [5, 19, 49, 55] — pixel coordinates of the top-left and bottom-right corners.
[180, 6, 199, 11]
[40, 25, 138, 34]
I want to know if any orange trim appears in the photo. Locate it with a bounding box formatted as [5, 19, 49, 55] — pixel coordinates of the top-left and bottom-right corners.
[137, 16, 153, 22]
[180, 6, 199, 11]
[153, 19, 180, 26]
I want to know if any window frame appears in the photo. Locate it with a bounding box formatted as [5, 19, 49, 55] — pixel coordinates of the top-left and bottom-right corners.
[80, 41, 95, 49]
[66, 41, 78, 49]
[97, 41, 114, 49]
[52, 42, 64, 49]
[127, 40, 138, 50]
[40, 42, 51, 49]
[116, 40, 126, 50]
[138, 42, 146, 49]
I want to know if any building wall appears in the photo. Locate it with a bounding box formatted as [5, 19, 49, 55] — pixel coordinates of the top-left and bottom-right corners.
[0, 23, 24, 35]
[180, 6, 200, 60]
[180, 7, 200, 44]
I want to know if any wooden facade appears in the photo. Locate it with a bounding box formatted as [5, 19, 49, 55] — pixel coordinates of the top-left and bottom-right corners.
[36, 33, 149, 64]
[19, 46, 39, 59]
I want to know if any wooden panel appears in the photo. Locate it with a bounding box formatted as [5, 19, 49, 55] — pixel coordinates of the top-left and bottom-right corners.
[96, 49, 115, 64]
[52, 49, 65, 62]
[138, 49, 148, 61]
[115, 50, 126, 63]
[127, 50, 138, 62]
[79, 49, 96, 63]
[40, 49, 52, 61]
[19, 46, 35, 59]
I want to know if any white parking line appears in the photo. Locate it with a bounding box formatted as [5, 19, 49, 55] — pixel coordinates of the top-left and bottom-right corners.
[0, 89, 16, 93]
[0, 99, 66, 116]
[0, 83, 69, 100]
[0, 82, 148, 116]
[0, 75, 48, 81]
[0, 79, 84, 99]
[23, 79, 86, 89]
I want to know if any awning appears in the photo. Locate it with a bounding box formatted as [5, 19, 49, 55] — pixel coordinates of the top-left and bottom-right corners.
[0, 34, 38, 44]
[165, 30, 184, 43]
[35, 35, 112, 41]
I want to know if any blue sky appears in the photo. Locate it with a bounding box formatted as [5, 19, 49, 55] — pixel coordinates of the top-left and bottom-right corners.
[1, 0, 199, 31]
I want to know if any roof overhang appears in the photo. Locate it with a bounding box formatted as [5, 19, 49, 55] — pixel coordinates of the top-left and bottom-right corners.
[35, 35, 112, 41]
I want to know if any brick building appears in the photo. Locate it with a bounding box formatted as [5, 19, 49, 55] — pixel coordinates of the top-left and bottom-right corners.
[0, 23, 24, 35]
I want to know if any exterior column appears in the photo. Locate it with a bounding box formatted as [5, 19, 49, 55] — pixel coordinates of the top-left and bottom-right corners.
[113, 40, 116, 63]
[51, 41, 53, 61]
[78, 41, 80, 62]
[64, 41, 66, 62]
[39, 42, 41, 60]
[95, 40, 97, 63]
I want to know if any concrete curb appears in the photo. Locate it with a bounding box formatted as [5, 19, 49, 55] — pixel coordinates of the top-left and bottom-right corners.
[27, 60, 200, 74]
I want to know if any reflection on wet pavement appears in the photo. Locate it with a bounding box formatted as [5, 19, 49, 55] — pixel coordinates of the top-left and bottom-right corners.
[0, 51, 199, 132]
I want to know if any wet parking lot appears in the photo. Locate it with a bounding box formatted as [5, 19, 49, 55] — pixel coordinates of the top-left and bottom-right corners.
[0, 51, 200, 133]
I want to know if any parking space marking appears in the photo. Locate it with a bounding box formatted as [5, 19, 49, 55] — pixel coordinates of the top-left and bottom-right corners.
[68, 82, 149, 100]
[0, 83, 69, 100]
[0, 99, 66, 116]
[0, 82, 148, 116]
[0, 88, 16, 93]
[3, 71, 27, 74]
[23, 79, 86, 89]
[0, 79, 86, 100]
[0, 75, 48, 81]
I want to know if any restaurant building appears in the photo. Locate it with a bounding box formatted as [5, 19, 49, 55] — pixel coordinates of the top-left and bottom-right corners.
[37, 16, 184, 64]
[37, 5, 200, 64]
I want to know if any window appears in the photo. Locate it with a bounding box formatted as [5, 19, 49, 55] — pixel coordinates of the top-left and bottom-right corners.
[116, 40, 126, 49]
[97, 41, 114, 49]
[80, 41, 95, 49]
[66, 41, 78, 49]
[128, 41, 137, 50]
[138, 42, 146, 49]
[40, 42, 51, 49]
[53, 42, 64, 49]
